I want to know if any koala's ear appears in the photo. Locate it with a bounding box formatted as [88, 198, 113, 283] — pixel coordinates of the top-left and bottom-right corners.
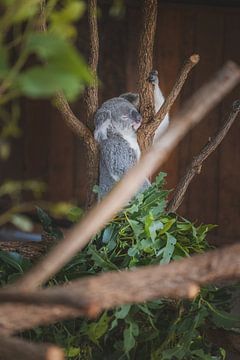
[94, 110, 112, 141]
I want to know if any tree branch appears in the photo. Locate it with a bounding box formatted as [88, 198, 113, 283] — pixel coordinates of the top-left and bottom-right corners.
[11, 61, 240, 291]
[0, 335, 64, 360]
[1, 242, 240, 334]
[137, 0, 157, 124]
[166, 99, 240, 213]
[139, 54, 200, 149]
[83, 0, 99, 130]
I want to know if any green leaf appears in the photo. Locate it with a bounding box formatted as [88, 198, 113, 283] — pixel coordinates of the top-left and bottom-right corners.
[115, 305, 131, 319]
[160, 233, 177, 264]
[0, 251, 24, 272]
[11, 214, 33, 232]
[0, 45, 9, 79]
[65, 347, 81, 357]
[123, 326, 135, 353]
[85, 312, 110, 344]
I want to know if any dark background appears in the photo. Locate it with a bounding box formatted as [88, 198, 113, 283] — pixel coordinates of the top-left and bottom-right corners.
[1, 0, 240, 244]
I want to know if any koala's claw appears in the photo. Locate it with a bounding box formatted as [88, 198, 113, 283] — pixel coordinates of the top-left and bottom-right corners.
[147, 70, 159, 84]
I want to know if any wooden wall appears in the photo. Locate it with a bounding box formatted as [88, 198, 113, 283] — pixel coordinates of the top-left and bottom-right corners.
[1, 2, 240, 243]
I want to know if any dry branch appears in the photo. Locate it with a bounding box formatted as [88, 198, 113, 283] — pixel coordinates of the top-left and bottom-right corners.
[12, 61, 240, 291]
[166, 99, 240, 213]
[139, 54, 200, 150]
[1, 242, 240, 334]
[0, 335, 64, 360]
[137, 0, 157, 124]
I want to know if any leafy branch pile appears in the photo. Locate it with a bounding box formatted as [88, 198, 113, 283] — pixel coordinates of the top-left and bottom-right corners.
[1, 174, 239, 359]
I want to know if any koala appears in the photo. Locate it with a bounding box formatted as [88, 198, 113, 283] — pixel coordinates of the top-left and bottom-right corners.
[94, 97, 150, 199]
[94, 70, 169, 199]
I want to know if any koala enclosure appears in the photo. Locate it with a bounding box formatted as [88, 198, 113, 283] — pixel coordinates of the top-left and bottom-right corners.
[0, 0, 240, 359]
[1, 0, 240, 246]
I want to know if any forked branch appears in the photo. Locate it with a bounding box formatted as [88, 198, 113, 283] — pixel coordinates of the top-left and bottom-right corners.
[139, 54, 200, 149]
[166, 99, 240, 213]
[12, 61, 240, 291]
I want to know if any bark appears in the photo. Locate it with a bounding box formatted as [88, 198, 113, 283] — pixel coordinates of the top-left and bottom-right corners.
[12, 61, 240, 291]
[82, 0, 100, 207]
[166, 99, 240, 213]
[0, 335, 64, 360]
[137, 0, 157, 126]
[139, 54, 200, 150]
[83, 0, 99, 130]
[1, 243, 240, 334]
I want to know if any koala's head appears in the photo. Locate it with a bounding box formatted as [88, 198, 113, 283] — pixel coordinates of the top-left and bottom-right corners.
[119, 92, 139, 110]
[94, 97, 142, 141]
[109, 97, 142, 132]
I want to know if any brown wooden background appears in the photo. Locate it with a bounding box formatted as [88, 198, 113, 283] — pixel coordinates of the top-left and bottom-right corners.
[1, 1, 240, 244]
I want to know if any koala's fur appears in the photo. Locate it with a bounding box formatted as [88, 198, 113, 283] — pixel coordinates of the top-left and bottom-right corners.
[94, 97, 149, 199]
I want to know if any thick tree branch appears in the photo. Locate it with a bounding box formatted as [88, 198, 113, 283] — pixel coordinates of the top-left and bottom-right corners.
[166, 99, 240, 213]
[137, 0, 157, 124]
[83, 0, 99, 130]
[82, 0, 100, 207]
[1, 243, 240, 334]
[0, 335, 64, 360]
[139, 54, 200, 149]
[11, 62, 240, 291]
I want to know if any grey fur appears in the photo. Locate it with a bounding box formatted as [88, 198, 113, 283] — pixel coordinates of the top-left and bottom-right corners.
[94, 97, 150, 199]
[119, 92, 139, 110]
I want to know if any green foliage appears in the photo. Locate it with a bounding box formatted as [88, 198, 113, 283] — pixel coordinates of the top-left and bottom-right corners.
[1, 174, 231, 359]
[0, 0, 92, 160]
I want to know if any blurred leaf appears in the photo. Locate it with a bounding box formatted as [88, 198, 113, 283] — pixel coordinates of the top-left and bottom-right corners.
[67, 206, 84, 223]
[0, 45, 8, 79]
[11, 214, 33, 232]
[85, 312, 110, 345]
[65, 347, 80, 357]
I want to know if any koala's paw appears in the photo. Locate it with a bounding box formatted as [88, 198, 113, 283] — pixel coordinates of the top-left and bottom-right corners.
[147, 70, 159, 84]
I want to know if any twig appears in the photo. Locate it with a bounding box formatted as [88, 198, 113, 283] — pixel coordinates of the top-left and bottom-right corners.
[166, 99, 240, 213]
[11, 61, 240, 291]
[1, 242, 240, 333]
[137, 0, 157, 124]
[0, 335, 64, 360]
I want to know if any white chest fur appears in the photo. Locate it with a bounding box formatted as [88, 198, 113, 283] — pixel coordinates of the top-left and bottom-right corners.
[118, 129, 141, 160]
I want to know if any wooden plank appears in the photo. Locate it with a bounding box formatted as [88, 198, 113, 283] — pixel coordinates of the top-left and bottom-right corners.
[48, 105, 74, 202]
[218, 9, 240, 238]
[185, 7, 224, 225]
[23, 98, 50, 198]
[154, 5, 183, 190]
[177, 5, 198, 216]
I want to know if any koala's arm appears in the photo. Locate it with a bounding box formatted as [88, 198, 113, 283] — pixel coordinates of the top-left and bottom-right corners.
[100, 135, 137, 182]
[148, 70, 170, 141]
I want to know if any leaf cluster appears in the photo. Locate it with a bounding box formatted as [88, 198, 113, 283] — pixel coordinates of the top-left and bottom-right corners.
[1, 174, 237, 359]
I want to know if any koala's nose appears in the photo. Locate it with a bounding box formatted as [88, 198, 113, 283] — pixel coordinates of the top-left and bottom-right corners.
[135, 114, 142, 123]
